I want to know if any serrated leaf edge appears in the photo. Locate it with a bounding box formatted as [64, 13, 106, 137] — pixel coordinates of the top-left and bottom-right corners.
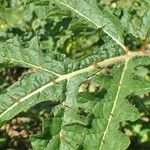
[57, 0, 127, 51]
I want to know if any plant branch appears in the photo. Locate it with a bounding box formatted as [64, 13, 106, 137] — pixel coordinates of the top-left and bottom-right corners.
[0, 51, 150, 119]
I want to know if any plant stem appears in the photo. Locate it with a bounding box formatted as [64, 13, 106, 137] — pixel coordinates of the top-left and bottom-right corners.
[0, 51, 150, 119]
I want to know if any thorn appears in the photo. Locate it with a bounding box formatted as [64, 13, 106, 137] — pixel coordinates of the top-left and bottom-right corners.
[7, 94, 21, 104]
[60, 132, 64, 141]
[62, 102, 70, 108]
[101, 139, 105, 144]
[62, 102, 66, 107]
[140, 39, 147, 53]
[110, 113, 114, 117]
[15, 99, 21, 104]
[118, 82, 122, 86]
[52, 80, 58, 84]
[92, 62, 98, 69]
[140, 47, 144, 53]
[124, 46, 130, 60]
[125, 46, 129, 55]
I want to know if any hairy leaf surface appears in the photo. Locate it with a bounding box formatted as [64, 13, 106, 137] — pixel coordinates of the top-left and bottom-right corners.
[51, 0, 125, 49]
[30, 57, 150, 150]
[0, 1, 150, 150]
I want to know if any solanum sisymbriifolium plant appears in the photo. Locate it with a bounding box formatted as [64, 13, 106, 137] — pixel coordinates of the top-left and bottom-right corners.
[0, 0, 150, 149]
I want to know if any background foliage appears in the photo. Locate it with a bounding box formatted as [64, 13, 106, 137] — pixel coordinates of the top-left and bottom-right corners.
[0, 0, 150, 149]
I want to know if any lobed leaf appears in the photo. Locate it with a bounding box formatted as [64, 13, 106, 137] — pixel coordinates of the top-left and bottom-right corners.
[0, 38, 66, 76]
[0, 1, 150, 149]
[51, 0, 126, 49]
[30, 56, 150, 150]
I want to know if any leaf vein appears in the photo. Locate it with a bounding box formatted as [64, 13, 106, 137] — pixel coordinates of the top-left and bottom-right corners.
[99, 58, 129, 150]
[58, 0, 126, 51]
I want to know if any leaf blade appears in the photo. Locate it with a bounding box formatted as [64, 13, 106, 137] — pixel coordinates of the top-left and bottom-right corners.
[54, 0, 126, 50]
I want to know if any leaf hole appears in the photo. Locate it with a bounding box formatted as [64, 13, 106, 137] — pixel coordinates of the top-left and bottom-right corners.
[78, 80, 99, 93]
[77, 107, 89, 118]
[133, 66, 150, 81]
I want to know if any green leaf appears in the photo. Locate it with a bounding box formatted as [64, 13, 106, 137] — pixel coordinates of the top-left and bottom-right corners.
[0, 38, 65, 76]
[30, 57, 150, 150]
[0, 1, 150, 149]
[0, 70, 66, 124]
[52, 0, 126, 50]
[0, 34, 124, 125]
[139, 10, 150, 40]
[121, 8, 150, 41]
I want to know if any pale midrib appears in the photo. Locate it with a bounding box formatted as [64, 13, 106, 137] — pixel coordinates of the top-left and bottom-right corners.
[58, 1, 126, 51]
[59, 79, 77, 149]
[99, 59, 129, 150]
[0, 51, 149, 120]
[9, 58, 61, 77]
